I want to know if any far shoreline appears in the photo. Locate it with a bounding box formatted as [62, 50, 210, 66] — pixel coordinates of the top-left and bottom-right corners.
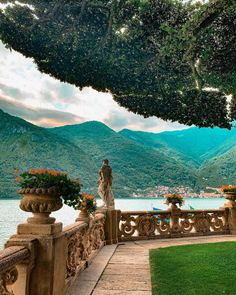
[0, 196, 225, 201]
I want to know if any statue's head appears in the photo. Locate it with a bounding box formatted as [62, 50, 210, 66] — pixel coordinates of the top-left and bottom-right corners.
[103, 159, 109, 165]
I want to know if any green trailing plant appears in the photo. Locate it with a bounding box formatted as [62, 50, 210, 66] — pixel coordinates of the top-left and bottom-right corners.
[16, 168, 82, 209]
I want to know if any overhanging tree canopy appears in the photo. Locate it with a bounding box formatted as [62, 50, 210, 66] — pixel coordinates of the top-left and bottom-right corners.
[0, 0, 235, 128]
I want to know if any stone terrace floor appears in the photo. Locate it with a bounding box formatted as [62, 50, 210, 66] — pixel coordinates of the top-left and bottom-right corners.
[68, 235, 236, 295]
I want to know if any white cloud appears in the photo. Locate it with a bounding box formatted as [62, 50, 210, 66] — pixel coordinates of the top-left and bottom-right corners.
[0, 41, 189, 132]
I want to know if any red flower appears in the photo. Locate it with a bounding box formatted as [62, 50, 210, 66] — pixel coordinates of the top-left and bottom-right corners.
[48, 170, 58, 176]
[15, 168, 19, 174]
[15, 176, 21, 182]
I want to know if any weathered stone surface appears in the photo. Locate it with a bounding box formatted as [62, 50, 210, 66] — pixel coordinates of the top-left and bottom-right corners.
[93, 291, 152, 295]
[17, 222, 62, 235]
[91, 241, 151, 294]
[103, 267, 150, 276]
[100, 274, 151, 282]
[95, 280, 151, 291]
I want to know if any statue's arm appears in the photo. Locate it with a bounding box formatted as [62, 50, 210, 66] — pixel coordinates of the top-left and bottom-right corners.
[97, 170, 102, 184]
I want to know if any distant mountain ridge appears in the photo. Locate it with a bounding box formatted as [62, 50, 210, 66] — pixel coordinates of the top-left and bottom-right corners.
[49, 121, 197, 193]
[119, 128, 236, 166]
[1, 109, 236, 199]
[119, 127, 236, 188]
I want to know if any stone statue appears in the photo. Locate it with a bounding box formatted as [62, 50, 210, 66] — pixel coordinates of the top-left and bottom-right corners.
[97, 159, 115, 209]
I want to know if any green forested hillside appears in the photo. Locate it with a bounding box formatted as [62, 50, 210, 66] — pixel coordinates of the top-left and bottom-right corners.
[198, 147, 236, 187]
[120, 127, 236, 188]
[0, 110, 97, 198]
[1, 109, 236, 199]
[50, 122, 197, 195]
[120, 128, 236, 166]
[120, 129, 198, 168]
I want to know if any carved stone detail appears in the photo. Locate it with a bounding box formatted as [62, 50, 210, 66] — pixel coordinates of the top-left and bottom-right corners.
[120, 215, 137, 237]
[136, 215, 156, 236]
[0, 267, 18, 295]
[20, 194, 63, 213]
[119, 211, 171, 239]
[118, 209, 229, 241]
[19, 193, 63, 224]
[180, 212, 194, 233]
[65, 215, 105, 280]
[194, 213, 211, 233]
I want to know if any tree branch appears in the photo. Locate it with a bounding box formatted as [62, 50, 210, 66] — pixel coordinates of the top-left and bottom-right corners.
[193, 0, 235, 35]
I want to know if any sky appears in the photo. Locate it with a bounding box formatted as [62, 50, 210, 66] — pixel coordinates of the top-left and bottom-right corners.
[0, 41, 189, 133]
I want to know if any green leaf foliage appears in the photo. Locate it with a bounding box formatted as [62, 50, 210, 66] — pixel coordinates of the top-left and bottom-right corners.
[0, 0, 235, 128]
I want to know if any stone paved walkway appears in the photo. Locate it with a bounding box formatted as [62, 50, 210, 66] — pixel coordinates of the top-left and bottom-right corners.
[72, 235, 236, 295]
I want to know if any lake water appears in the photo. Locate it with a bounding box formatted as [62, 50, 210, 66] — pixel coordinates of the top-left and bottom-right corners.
[0, 197, 225, 249]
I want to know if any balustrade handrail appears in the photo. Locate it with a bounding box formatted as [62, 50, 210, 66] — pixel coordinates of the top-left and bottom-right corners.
[63, 221, 88, 238]
[181, 209, 226, 213]
[63, 212, 106, 238]
[0, 246, 30, 273]
[120, 208, 226, 215]
[120, 210, 169, 214]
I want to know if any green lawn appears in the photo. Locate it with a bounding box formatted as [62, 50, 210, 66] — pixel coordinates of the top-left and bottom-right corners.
[150, 242, 236, 295]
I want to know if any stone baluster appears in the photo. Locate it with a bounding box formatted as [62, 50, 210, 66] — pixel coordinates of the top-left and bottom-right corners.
[169, 205, 181, 236]
[5, 218, 66, 295]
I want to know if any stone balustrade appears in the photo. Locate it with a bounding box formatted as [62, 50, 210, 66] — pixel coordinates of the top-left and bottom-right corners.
[0, 212, 106, 295]
[64, 213, 105, 292]
[1, 203, 236, 295]
[0, 246, 31, 295]
[118, 208, 230, 241]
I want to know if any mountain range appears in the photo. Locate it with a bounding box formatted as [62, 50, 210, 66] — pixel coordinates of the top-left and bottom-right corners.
[0, 109, 236, 198]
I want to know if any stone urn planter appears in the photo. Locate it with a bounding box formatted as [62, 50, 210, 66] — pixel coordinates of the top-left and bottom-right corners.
[76, 209, 90, 222]
[19, 188, 63, 224]
[164, 193, 184, 210]
[76, 193, 97, 221]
